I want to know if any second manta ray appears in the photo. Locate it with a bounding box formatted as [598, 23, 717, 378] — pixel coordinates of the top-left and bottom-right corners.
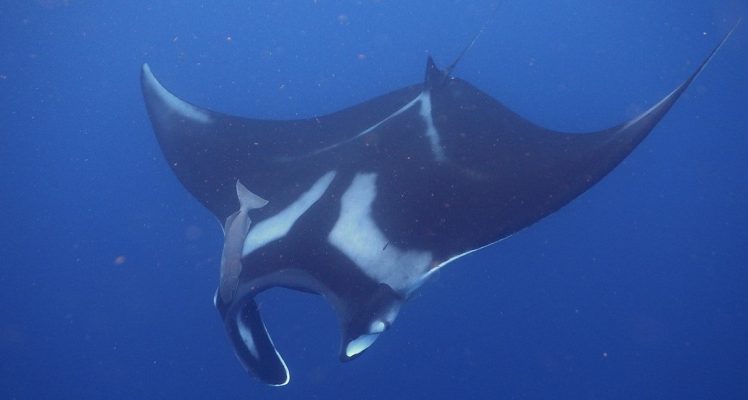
[141, 25, 736, 385]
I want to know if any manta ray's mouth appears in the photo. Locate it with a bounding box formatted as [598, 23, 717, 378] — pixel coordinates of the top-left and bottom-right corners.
[216, 283, 402, 385]
[142, 18, 739, 386]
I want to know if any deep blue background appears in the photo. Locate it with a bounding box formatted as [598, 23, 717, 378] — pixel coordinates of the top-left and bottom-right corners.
[2, 1, 747, 399]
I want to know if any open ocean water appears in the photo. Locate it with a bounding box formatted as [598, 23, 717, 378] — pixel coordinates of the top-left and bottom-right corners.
[1, 1, 747, 399]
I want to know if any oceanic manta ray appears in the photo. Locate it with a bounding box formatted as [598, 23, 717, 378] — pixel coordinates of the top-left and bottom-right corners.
[141, 25, 737, 386]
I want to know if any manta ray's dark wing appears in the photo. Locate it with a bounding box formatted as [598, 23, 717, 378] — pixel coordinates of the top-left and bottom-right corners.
[141, 26, 734, 386]
[142, 65, 421, 221]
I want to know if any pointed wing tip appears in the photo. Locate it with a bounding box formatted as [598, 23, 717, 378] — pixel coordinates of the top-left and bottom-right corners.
[619, 21, 740, 136]
[140, 63, 155, 86]
[140, 62, 162, 98]
[727, 17, 742, 39]
[688, 20, 741, 84]
[139, 64, 214, 125]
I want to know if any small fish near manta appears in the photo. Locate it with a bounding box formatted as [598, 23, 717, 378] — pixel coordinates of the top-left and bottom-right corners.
[141, 23, 738, 386]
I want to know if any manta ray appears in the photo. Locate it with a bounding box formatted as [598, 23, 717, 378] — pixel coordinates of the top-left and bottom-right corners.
[141, 25, 736, 386]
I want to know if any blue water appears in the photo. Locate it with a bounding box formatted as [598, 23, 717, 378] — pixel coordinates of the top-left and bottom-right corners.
[2, 1, 747, 399]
